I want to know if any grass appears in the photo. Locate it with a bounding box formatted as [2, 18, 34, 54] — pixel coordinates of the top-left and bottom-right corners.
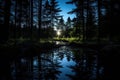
[39, 38, 54, 43]
[54, 37, 80, 42]
[2, 37, 119, 48]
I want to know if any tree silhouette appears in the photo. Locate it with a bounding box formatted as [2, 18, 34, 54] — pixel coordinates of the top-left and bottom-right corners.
[0, 0, 120, 44]
[50, 0, 62, 28]
[66, 0, 120, 43]
[0, 0, 11, 43]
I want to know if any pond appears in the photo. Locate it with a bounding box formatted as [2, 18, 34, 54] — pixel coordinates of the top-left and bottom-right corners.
[9, 46, 105, 80]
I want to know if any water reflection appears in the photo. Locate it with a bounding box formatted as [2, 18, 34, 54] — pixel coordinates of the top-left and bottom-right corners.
[66, 48, 102, 80]
[9, 46, 104, 80]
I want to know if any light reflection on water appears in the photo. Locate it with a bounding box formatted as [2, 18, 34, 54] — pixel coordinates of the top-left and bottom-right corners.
[10, 46, 103, 80]
[54, 46, 76, 80]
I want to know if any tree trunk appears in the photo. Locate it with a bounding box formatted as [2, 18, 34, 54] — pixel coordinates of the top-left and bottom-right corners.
[81, 0, 85, 42]
[38, 0, 42, 40]
[3, 0, 11, 43]
[97, 0, 101, 43]
[30, 0, 33, 40]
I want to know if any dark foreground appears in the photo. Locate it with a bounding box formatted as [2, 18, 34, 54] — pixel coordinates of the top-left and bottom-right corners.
[0, 43, 120, 80]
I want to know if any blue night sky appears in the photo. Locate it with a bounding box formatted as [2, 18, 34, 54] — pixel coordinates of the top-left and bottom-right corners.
[56, 0, 76, 22]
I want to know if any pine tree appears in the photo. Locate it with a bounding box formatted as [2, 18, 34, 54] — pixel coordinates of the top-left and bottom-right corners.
[50, 0, 61, 28]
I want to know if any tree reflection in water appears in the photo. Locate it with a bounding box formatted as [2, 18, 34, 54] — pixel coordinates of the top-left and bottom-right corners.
[66, 48, 103, 80]
[11, 52, 62, 80]
[10, 46, 104, 80]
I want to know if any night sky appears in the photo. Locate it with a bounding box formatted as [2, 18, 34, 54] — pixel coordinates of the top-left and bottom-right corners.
[56, 0, 76, 21]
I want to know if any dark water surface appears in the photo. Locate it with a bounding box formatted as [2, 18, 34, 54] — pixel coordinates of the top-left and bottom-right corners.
[0, 45, 120, 80]
[11, 46, 103, 80]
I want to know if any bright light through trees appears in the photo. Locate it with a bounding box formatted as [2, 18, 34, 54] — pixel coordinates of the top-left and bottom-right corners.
[57, 30, 61, 36]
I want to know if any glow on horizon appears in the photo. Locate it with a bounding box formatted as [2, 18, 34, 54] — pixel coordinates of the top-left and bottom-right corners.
[57, 0, 76, 21]
[57, 30, 61, 36]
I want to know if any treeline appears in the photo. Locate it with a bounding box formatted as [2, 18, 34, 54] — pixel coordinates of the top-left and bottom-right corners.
[0, 0, 120, 44]
[0, 0, 61, 44]
[66, 0, 120, 43]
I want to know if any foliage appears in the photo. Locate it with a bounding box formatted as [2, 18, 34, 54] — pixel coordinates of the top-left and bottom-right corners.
[0, 0, 120, 44]
[66, 0, 120, 43]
